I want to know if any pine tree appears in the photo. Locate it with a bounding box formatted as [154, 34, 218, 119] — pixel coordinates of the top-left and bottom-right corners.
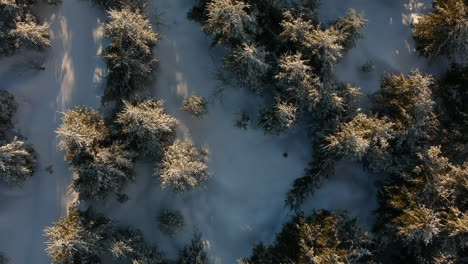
[394, 206, 442, 245]
[157, 209, 185, 236]
[334, 9, 367, 50]
[44, 205, 114, 264]
[117, 99, 177, 159]
[103, 8, 159, 102]
[413, 0, 468, 66]
[157, 140, 210, 192]
[258, 99, 298, 134]
[181, 94, 208, 119]
[223, 43, 270, 94]
[0, 90, 17, 134]
[205, 0, 257, 46]
[178, 233, 210, 264]
[10, 15, 50, 50]
[0, 138, 36, 186]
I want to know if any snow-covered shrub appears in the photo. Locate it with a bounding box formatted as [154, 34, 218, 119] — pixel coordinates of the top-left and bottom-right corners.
[158, 209, 184, 236]
[0, 138, 36, 186]
[224, 43, 270, 94]
[205, 0, 257, 46]
[117, 99, 177, 159]
[157, 140, 210, 192]
[103, 8, 159, 102]
[44, 205, 114, 264]
[181, 94, 208, 119]
[0, 90, 17, 134]
[178, 233, 209, 264]
[258, 100, 298, 134]
[413, 0, 468, 66]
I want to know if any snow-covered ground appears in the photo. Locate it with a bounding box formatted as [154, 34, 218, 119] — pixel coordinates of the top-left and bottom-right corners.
[0, 0, 449, 263]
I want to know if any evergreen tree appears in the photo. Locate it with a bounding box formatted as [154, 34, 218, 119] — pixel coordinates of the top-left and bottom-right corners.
[157, 209, 185, 236]
[117, 99, 177, 159]
[0, 138, 36, 186]
[10, 15, 50, 50]
[0, 252, 7, 264]
[334, 9, 367, 50]
[103, 8, 159, 102]
[204, 0, 257, 46]
[240, 210, 374, 264]
[178, 233, 210, 264]
[181, 94, 208, 119]
[413, 0, 468, 66]
[223, 43, 271, 94]
[44, 205, 114, 264]
[258, 99, 298, 134]
[157, 140, 210, 192]
[0, 90, 17, 135]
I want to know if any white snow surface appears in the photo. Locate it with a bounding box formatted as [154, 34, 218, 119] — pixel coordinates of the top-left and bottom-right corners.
[0, 0, 449, 263]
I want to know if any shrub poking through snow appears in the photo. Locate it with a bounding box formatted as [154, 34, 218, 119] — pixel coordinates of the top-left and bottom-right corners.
[158, 209, 185, 236]
[117, 99, 177, 159]
[157, 140, 210, 192]
[0, 90, 17, 135]
[0, 138, 36, 186]
[177, 233, 209, 264]
[181, 94, 208, 119]
[44, 205, 114, 264]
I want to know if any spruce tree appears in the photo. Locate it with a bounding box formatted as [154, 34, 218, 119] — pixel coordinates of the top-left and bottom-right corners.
[117, 99, 177, 159]
[157, 140, 210, 192]
[181, 95, 208, 119]
[157, 209, 185, 236]
[258, 99, 298, 134]
[178, 233, 210, 264]
[44, 205, 114, 264]
[0, 138, 36, 186]
[0, 90, 17, 135]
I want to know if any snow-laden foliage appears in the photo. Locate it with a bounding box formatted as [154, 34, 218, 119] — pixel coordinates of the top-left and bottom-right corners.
[224, 43, 270, 94]
[205, 0, 257, 46]
[0, 90, 17, 134]
[413, 0, 468, 66]
[110, 227, 166, 264]
[0, 1, 51, 55]
[258, 99, 298, 134]
[334, 9, 367, 50]
[103, 8, 159, 102]
[44, 205, 114, 264]
[157, 140, 210, 192]
[57, 107, 135, 200]
[157, 209, 185, 236]
[117, 99, 177, 159]
[239, 210, 374, 264]
[181, 94, 208, 119]
[0, 138, 36, 186]
[177, 233, 210, 264]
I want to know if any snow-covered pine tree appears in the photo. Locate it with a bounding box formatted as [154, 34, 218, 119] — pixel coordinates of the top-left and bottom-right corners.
[56, 107, 109, 162]
[413, 0, 468, 66]
[103, 8, 159, 102]
[44, 205, 114, 264]
[258, 99, 298, 134]
[157, 209, 185, 236]
[205, 0, 257, 46]
[0, 138, 36, 186]
[10, 14, 50, 50]
[178, 233, 210, 264]
[0, 90, 17, 135]
[223, 43, 270, 94]
[334, 9, 367, 50]
[116, 99, 177, 159]
[157, 140, 210, 192]
[181, 94, 208, 119]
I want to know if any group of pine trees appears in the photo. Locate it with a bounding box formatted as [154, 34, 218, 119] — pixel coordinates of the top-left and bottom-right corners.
[44, 204, 209, 264]
[190, 0, 467, 263]
[0, 0, 54, 56]
[0, 90, 36, 187]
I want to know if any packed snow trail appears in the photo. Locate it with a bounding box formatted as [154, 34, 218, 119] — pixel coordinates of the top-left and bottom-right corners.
[0, 0, 449, 263]
[0, 1, 105, 263]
